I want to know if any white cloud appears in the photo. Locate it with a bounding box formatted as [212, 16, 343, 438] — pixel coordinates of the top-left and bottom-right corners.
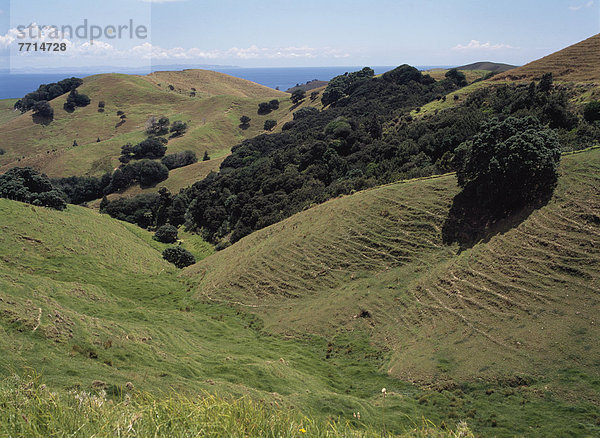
[452, 40, 515, 51]
[568, 0, 594, 10]
[0, 26, 349, 61]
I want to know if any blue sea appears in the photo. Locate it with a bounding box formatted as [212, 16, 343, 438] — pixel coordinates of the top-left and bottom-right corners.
[0, 66, 447, 99]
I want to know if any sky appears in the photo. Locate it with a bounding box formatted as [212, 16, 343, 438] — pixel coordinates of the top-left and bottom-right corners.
[0, 0, 598, 72]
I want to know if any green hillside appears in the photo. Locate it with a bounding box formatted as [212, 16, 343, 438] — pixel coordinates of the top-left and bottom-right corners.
[187, 148, 600, 436]
[0, 70, 292, 183]
[0, 197, 478, 436]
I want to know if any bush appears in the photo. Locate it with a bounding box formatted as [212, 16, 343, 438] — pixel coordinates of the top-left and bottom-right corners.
[293, 107, 319, 120]
[0, 148, 4, 155]
[154, 224, 178, 243]
[162, 246, 195, 268]
[445, 69, 468, 87]
[161, 150, 198, 170]
[239, 115, 251, 128]
[583, 101, 600, 123]
[146, 116, 170, 136]
[64, 89, 90, 111]
[291, 89, 306, 104]
[120, 137, 168, 163]
[258, 102, 272, 115]
[203, 151, 210, 161]
[0, 167, 66, 210]
[169, 120, 188, 137]
[264, 119, 277, 131]
[32, 101, 54, 120]
[269, 99, 280, 110]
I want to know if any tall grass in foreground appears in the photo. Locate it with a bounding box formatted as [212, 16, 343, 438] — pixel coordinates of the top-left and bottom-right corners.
[0, 375, 473, 437]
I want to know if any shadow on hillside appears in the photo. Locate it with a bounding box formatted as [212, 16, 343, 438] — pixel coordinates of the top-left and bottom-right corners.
[442, 185, 555, 252]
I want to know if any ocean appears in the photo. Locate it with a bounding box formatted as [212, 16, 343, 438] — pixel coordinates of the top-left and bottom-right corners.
[0, 66, 447, 100]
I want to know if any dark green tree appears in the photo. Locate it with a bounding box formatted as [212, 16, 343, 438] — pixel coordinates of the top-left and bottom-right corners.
[162, 246, 196, 268]
[456, 116, 561, 213]
[291, 89, 306, 104]
[32, 101, 54, 120]
[154, 224, 178, 243]
[538, 72, 553, 93]
[239, 115, 251, 128]
[203, 151, 210, 161]
[583, 101, 600, 123]
[169, 120, 188, 137]
[445, 69, 467, 87]
[264, 119, 277, 131]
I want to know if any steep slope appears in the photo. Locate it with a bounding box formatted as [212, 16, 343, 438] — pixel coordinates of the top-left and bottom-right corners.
[492, 33, 600, 82]
[0, 70, 291, 184]
[188, 149, 600, 387]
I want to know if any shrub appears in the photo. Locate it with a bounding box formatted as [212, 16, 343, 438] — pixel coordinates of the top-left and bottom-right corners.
[64, 89, 90, 111]
[269, 99, 280, 110]
[154, 224, 178, 243]
[258, 102, 272, 115]
[264, 119, 277, 131]
[162, 246, 195, 268]
[0, 167, 66, 210]
[203, 151, 210, 161]
[169, 120, 188, 138]
[32, 101, 54, 120]
[146, 116, 170, 136]
[293, 107, 319, 120]
[445, 69, 467, 87]
[120, 137, 168, 163]
[583, 101, 600, 123]
[0, 148, 5, 155]
[239, 115, 251, 128]
[161, 151, 198, 170]
[291, 89, 306, 104]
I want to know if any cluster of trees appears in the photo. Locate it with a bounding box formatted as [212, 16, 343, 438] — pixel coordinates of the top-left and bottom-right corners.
[257, 99, 280, 114]
[161, 150, 198, 170]
[0, 167, 66, 210]
[290, 89, 306, 104]
[63, 89, 91, 112]
[145, 116, 188, 138]
[321, 67, 375, 106]
[120, 137, 168, 163]
[101, 187, 187, 229]
[14, 77, 83, 112]
[162, 246, 195, 268]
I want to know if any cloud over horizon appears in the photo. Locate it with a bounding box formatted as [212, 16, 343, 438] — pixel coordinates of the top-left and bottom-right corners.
[452, 40, 516, 51]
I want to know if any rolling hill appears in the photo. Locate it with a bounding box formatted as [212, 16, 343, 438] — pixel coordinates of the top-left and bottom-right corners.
[0, 70, 293, 183]
[492, 33, 600, 82]
[455, 62, 517, 73]
[186, 148, 600, 435]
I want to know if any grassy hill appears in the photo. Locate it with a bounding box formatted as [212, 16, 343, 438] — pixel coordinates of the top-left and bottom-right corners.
[186, 148, 600, 436]
[492, 33, 600, 82]
[0, 70, 294, 182]
[455, 62, 516, 73]
[0, 197, 483, 436]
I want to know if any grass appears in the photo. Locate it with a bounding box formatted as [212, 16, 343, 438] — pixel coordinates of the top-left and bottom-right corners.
[186, 148, 600, 436]
[0, 98, 19, 125]
[0, 198, 480, 436]
[0, 375, 473, 438]
[492, 33, 600, 83]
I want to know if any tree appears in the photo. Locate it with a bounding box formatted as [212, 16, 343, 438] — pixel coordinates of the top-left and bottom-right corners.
[162, 246, 196, 268]
[64, 89, 91, 111]
[0, 167, 66, 210]
[146, 116, 170, 136]
[258, 102, 272, 114]
[72, 140, 78, 147]
[169, 120, 188, 137]
[293, 107, 318, 120]
[583, 101, 600, 123]
[203, 151, 210, 161]
[98, 101, 105, 113]
[269, 99, 280, 110]
[455, 116, 561, 214]
[154, 224, 178, 243]
[239, 115, 251, 128]
[445, 69, 467, 87]
[264, 119, 277, 131]
[291, 89, 306, 104]
[161, 151, 198, 170]
[538, 72, 553, 93]
[32, 101, 54, 120]
[120, 137, 168, 162]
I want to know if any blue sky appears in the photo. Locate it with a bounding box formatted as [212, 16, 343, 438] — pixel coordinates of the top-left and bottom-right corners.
[0, 0, 598, 71]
